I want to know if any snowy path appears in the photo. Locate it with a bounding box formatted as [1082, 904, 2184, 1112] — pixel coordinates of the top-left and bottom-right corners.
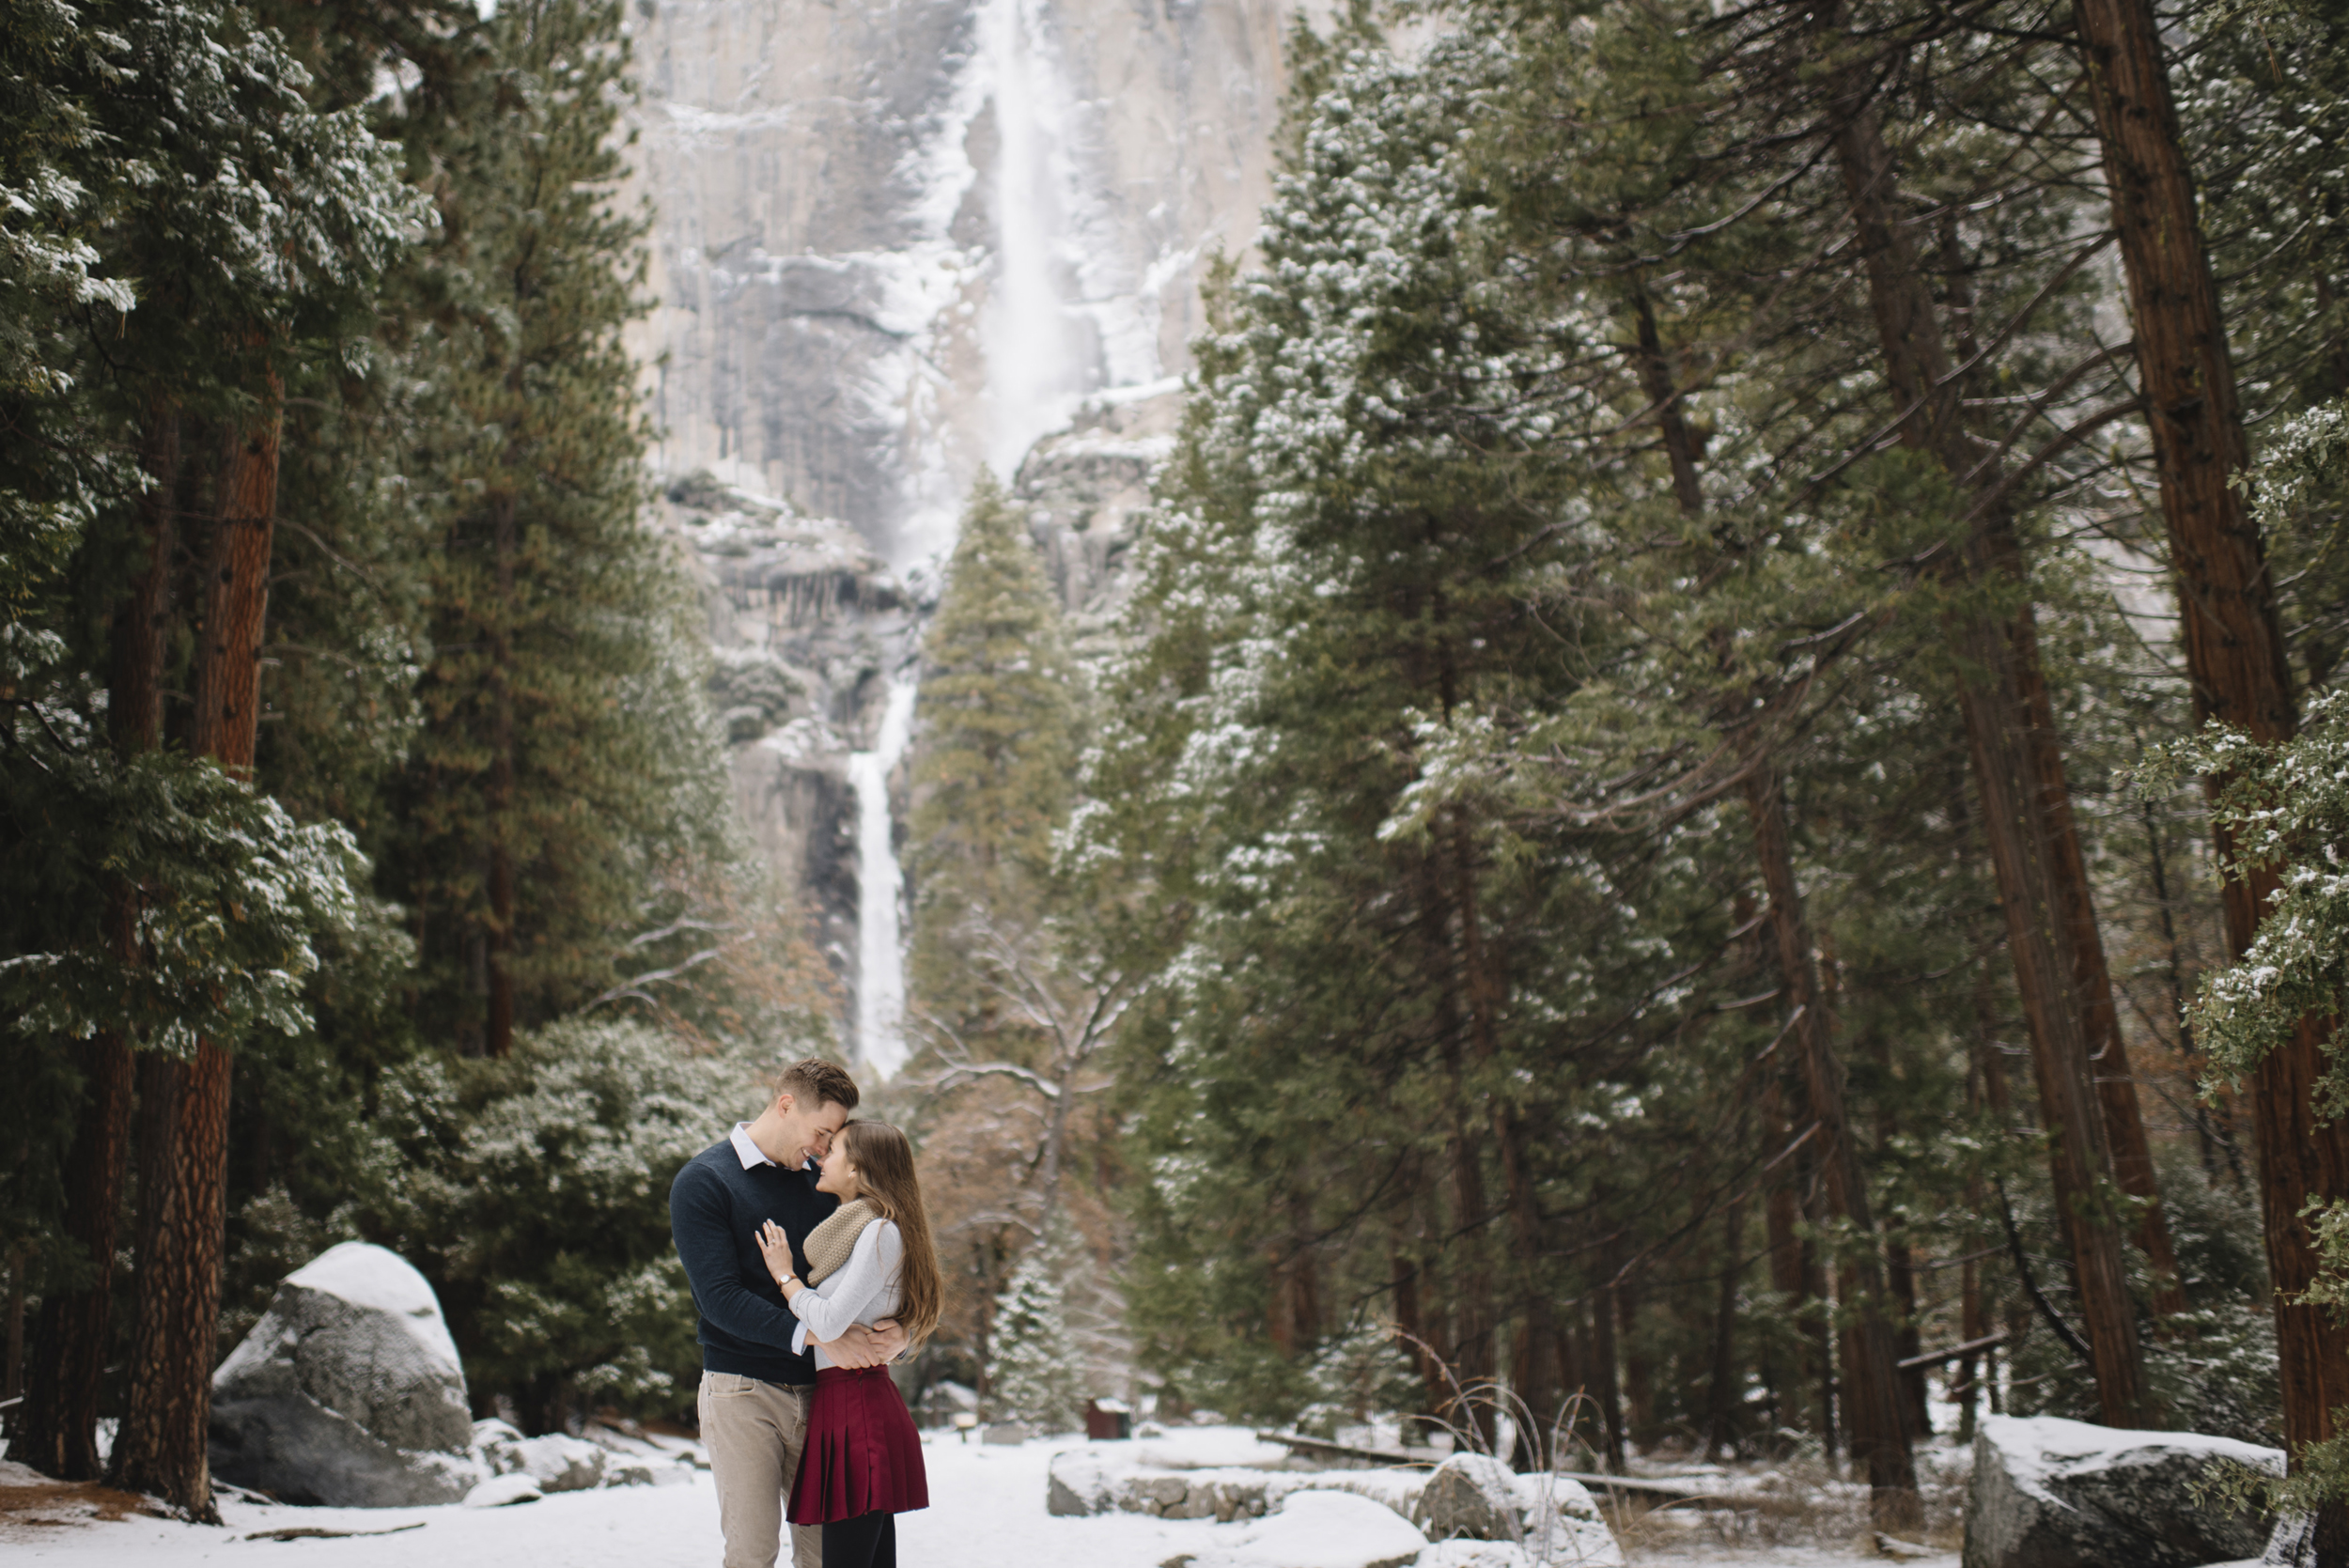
[3, 1429, 1956, 1568]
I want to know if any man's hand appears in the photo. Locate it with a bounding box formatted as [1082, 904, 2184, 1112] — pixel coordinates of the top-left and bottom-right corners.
[817, 1318, 911, 1368]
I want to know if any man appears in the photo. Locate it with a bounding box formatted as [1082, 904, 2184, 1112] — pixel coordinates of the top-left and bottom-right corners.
[672, 1058, 910, 1568]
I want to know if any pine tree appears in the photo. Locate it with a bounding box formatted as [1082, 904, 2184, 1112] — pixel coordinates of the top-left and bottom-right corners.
[907, 467, 1079, 1028]
[987, 1225, 1085, 1432]
[382, 0, 735, 1058]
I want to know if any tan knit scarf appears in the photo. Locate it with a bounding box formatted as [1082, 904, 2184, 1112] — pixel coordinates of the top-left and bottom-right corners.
[801, 1198, 879, 1285]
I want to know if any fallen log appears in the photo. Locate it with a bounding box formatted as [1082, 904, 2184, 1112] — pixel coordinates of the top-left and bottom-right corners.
[1252, 1431, 1434, 1467]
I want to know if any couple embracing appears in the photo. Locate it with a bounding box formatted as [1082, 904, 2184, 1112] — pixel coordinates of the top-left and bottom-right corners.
[670, 1058, 941, 1568]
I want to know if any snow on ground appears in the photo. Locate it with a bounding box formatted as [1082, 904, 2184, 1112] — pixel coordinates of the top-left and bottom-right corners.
[1, 1427, 1955, 1568]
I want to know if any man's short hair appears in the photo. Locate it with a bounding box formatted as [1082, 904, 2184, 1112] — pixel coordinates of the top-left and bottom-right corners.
[775, 1057, 859, 1112]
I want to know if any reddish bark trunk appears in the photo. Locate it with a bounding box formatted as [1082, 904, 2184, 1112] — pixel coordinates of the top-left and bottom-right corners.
[2005, 538, 2188, 1316]
[1825, 70, 2150, 1428]
[18, 405, 178, 1480]
[1743, 761, 1919, 1523]
[2074, 0, 2349, 1526]
[113, 386, 280, 1519]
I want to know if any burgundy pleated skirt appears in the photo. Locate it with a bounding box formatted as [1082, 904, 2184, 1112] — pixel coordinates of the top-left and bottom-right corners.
[787, 1365, 930, 1524]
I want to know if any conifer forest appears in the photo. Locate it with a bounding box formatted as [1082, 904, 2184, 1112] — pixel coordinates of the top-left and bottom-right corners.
[15, 0, 2349, 1559]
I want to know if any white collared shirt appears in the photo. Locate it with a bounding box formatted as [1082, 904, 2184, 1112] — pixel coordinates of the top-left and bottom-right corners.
[730, 1122, 775, 1170]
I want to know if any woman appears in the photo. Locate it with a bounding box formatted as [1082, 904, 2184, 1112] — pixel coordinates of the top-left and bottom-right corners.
[755, 1120, 941, 1568]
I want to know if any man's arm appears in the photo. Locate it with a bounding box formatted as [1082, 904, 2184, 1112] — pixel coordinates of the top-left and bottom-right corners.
[816, 1319, 910, 1369]
[670, 1163, 804, 1348]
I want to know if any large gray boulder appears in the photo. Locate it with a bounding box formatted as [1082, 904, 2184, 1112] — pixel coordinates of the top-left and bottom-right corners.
[1963, 1413, 2280, 1568]
[1410, 1455, 1622, 1568]
[1415, 1454, 1520, 1543]
[210, 1242, 485, 1507]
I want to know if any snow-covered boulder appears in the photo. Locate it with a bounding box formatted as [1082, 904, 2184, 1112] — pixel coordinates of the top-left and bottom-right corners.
[210, 1242, 486, 1507]
[1415, 1545, 1534, 1568]
[472, 1420, 609, 1493]
[1416, 1455, 1519, 1542]
[1183, 1488, 1427, 1568]
[464, 1472, 543, 1508]
[1406, 1456, 1620, 1568]
[1047, 1451, 1286, 1522]
[1962, 1413, 2280, 1568]
[1514, 1474, 1622, 1568]
[1046, 1445, 1427, 1525]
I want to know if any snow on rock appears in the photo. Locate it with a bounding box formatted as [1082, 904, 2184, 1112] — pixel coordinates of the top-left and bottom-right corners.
[1045, 1441, 1619, 1567]
[472, 1421, 614, 1494]
[1180, 1487, 1427, 1568]
[1046, 1445, 1424, 1524]
[1416, 1545, 1534, 1568]
[210, 1242, 484, 1508]
[463, 1473, 544, 1508]
[1409, 1456, 1620, 1568]
[1962, 1413, 2279, 1568]
[1513, 1474, 1623, 1568]
[2263, 1511, 2330, 1566]
[1415, 1455, 1519, 1542]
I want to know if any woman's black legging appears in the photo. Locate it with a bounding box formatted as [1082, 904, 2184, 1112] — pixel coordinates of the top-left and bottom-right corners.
[822, 1510, 895, 1568]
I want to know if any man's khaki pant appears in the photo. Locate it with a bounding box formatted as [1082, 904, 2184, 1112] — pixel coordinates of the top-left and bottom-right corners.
[699, 1372, 822, 1568]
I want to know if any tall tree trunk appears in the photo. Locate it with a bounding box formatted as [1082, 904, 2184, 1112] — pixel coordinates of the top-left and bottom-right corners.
[1617, 1271, 1654, 1453]
[1859, 1012, 1933, 1440]
[4, 1245, 23, 1411]
[1885, 1236, 1929, 1438]
[1743, 761, 1920, 1525]
[1802, 1168, 1839, 1460]
[1422, 846, 1497, 1448]
[18, 405, 178, 1481]
[1762, 1079, 1812, 1441]
[1592, 1230, 1626, 1473]
[1392, 1192, 1449, 1439]
[486, 494, 518, 1059]
[2073, 0, 2349, 1514]
[113, 385, 280, 1519]
[1705, 1200, 1744, 1460]
[1450, 818, 1552, 1468]
[1825, 68, 2151, 1427]
[2006, 544, 2188, 1316]
[1635, 280, 1900, 1493]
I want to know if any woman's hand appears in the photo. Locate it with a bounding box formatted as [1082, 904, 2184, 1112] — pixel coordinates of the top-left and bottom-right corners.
[756, 1220, 799, 1294]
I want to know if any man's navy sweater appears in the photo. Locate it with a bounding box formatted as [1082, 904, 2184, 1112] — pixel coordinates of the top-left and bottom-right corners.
[670, 1135, 839, 1384]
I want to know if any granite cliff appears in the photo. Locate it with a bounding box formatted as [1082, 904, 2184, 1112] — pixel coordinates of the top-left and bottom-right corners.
[625, 0, 1306, 1059]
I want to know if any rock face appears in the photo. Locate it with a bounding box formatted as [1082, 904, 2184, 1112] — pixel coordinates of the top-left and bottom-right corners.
[618, 0, 1332, 1059]
[210, 1243, 484, 1507]
[663, 475, 924, 1017]
[1011, 389, 1179, 658]
[1962, 1413, 2280, 1568]
[625, 0, 1301, 564]
[659, 390, 1172, 1048]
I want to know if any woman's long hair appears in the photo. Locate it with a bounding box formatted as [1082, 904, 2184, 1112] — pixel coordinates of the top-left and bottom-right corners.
[841, 1120, 942, 1346]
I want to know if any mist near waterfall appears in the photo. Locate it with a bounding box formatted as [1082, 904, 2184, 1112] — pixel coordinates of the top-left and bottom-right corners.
[849, 678, 922, 1079]
[974, 0, 1102, 481]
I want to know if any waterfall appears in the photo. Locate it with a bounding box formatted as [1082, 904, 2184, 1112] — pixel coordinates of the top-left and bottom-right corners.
[848, 678, 920, 1079]
[844, 0, 1100, 1078]
[976, 0, 1097, 479]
